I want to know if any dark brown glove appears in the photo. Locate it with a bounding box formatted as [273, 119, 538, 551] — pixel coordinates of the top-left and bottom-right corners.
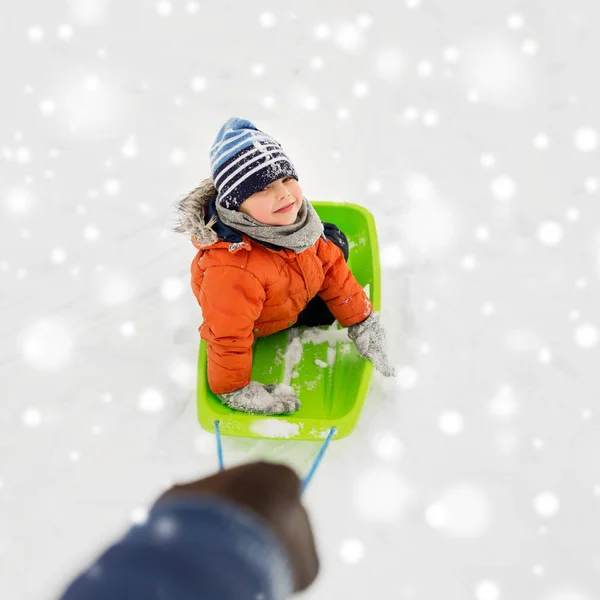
[155, 461, 319, 593]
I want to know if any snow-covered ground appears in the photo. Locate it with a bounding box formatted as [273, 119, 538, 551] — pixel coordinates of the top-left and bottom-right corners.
[2, 1, 600, 599]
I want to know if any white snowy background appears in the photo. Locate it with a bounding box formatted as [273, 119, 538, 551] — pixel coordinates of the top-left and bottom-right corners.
[1, 0, 599, 598]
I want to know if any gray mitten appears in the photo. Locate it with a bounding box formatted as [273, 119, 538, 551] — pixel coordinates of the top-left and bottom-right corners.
[347, 312, 395, 377]
[218, 381, 301, 415]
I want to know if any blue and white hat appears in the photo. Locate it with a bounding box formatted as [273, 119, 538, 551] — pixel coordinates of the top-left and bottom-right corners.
[210, 117, 299, 210]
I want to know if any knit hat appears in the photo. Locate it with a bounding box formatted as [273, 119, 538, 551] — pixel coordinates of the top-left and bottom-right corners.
[210, 117, 299, 210]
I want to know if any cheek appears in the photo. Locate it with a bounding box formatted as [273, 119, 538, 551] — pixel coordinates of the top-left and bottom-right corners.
[290, 182, 303, 201]
[240, 198, 269, 221]
[254, 204, 275, 221]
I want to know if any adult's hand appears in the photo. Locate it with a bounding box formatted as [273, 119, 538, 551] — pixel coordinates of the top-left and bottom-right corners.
[156, 461, 319, 593]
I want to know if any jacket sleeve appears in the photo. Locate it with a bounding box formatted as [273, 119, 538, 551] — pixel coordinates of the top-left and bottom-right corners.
[316, 238, 373, 328]
[199, 266, 266, 395]
[58, 498, 293, 600]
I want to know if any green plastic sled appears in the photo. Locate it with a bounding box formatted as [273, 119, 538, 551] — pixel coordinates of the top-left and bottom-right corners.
[196, 201, 381, 441]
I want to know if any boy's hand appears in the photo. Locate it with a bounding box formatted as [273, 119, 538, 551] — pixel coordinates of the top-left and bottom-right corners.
[219, 381, 301, 414]
[156, 462, 319, 592]
[348, 312, 396, 377]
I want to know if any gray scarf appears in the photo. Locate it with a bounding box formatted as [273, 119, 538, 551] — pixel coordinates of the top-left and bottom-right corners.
[215, 197, 324, 253]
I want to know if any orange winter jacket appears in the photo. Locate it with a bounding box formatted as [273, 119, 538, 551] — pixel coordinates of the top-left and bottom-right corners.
[190, 232, 372, 395]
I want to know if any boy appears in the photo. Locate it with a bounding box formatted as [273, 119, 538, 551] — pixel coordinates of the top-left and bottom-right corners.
[176, 118, 394, 415]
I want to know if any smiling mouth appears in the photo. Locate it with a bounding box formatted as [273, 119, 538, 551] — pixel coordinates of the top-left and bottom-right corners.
[274, 202, 295, 213]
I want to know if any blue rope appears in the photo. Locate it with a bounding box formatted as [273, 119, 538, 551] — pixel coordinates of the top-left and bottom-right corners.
[214, 420, 335, 491]
[214, 420, 225, 471]
[301, 427, 336, 495]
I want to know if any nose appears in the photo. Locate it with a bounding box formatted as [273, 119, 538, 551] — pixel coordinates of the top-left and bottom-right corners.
[273, 180, 289, 200]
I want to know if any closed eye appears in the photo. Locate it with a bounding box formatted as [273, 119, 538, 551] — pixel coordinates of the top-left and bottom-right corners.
[261, 176, 294, 192]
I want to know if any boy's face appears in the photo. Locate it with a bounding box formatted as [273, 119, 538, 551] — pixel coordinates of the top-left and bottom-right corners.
[238, 176, 303, 226]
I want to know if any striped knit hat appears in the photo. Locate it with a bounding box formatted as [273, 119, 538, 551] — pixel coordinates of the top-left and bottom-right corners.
[210, 117, 299, 210]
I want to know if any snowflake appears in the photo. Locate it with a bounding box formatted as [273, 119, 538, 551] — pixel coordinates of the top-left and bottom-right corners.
[339, 538, 365, 564]
[574, 127, 598, 152]
[138, 389, 166, 413]
[533, 492, 560, 518]
[438, 410, 464, 435]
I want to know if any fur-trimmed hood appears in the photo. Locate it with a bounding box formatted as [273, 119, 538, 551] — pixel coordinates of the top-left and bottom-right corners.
[174, 178, 222, 247]
[174, 178, 324, 253]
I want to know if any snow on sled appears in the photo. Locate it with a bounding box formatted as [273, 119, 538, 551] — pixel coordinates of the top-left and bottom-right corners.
[196, 201, 381, 441]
